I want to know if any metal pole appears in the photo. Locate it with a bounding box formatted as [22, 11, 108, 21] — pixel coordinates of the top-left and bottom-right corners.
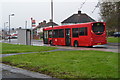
[4, 23, 5, 31]
[4, 22, 5, 40]
[8, 15, 11, 43]
[51, 0, 53, 45]
[31, 18, 33, 45]
[51, 0, 53, 23]
[25, 21, 27, 29]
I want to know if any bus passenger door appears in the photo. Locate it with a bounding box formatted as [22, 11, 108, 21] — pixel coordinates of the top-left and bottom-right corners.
[65, 28, 71, 46]
[43, 31, 48, 44]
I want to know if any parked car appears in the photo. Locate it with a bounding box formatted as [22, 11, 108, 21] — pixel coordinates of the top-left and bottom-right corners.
[11, 36, 18, 39]
[5, 36, 12, 39]
[113, 32, 120, 37]
[10, 33, 18, 39]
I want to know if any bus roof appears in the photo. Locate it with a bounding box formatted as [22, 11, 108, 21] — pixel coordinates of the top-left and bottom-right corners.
[43, 22, 105, 30]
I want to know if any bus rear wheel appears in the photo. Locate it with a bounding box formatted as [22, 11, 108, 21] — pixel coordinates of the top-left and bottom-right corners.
[74, 41, 78, 47]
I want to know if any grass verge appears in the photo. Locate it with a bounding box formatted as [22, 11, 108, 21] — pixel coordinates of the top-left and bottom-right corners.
[2, 50, 118, 79]
[107, 37, 120, 43]
[2, 43, 57, 54]
[0, 42, 2, 54]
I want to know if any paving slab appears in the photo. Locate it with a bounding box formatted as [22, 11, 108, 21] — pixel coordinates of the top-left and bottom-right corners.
[1, 63, 63, 80]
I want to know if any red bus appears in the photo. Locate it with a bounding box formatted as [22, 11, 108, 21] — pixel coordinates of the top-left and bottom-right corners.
[43, 22, 107, 47]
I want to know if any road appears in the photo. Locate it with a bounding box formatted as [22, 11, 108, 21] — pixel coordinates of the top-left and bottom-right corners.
[33, 39, 119, 53]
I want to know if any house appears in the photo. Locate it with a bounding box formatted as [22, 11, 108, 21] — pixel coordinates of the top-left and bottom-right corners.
[61, 11, 96, 25]
[33, 19, 58, 39]
[0, 30, 2, 39]
[10, 28, 18, 35]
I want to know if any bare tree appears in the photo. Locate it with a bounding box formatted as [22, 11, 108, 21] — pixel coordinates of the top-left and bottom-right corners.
[99, 1, 120, 32]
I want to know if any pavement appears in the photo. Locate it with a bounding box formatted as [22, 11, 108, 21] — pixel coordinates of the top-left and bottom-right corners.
[2, 52, 39, 57]
[1, 48, 75, 58]
[1, 63, 63, 80]
[1, 63, 51, 79]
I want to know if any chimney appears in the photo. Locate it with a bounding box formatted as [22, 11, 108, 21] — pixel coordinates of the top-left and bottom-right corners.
[78, 10, 81, 14]
[43, 20, 46, 25]
[50, 19, 52, 22]
[39, 23, 41, 25]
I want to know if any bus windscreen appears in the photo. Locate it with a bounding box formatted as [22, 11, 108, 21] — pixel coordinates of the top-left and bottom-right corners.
[92, 23, 104, 35]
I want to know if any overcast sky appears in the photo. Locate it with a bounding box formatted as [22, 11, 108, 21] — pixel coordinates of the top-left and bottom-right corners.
[0, 0, 100, 30]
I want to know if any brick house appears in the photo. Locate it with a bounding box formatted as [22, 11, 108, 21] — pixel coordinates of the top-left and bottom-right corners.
[61, 11, 96, 25]
[33, 20, 58, 39]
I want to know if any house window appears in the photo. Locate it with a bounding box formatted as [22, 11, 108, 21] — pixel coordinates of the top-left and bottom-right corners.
[72, 28, 79, 37]
[79, 27, 87, 36]
[59, 29, 64, 38]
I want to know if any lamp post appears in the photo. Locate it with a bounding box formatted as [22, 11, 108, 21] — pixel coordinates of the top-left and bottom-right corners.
[31, 18, 33, 45]
[8, 13, 14, 43]
[51, 0, 53, 45]
[3, 22, 6, 39]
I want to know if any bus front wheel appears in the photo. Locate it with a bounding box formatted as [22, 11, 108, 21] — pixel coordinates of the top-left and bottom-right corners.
[74, 41, 78, 47]
[50, 40, 53, 46]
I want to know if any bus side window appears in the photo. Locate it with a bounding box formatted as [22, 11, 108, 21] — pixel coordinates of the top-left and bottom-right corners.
[53, 30, 58, 38]
[79, 27, 88, 36]
[48, 30, 52, 38]
[59, 29, 64, 38]
[72, 28, 79, 37]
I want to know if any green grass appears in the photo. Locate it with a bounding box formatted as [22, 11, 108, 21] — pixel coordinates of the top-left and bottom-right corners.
[107, 37, 120, 43]
[0, 42, 2, 54]
[2, 50, 118, 79]
[2, 43, 57, 54]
